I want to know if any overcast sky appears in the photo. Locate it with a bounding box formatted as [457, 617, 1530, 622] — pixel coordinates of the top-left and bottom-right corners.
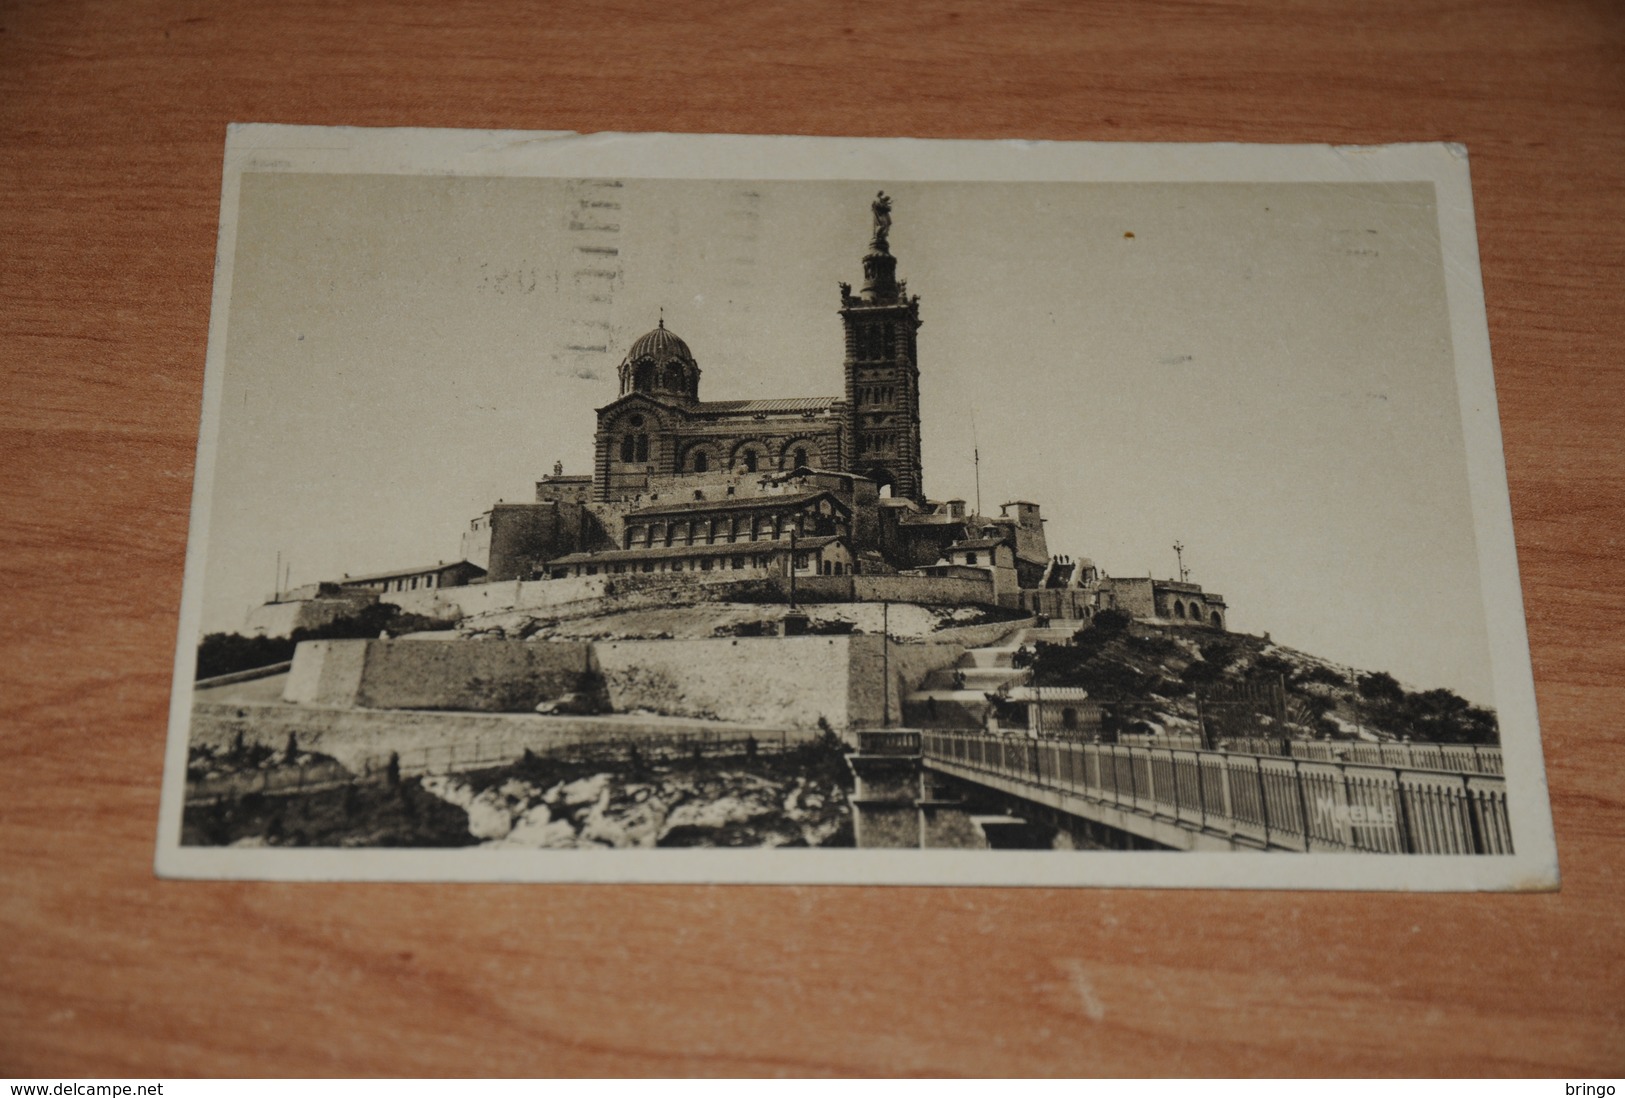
[204, 173, 1496, 704]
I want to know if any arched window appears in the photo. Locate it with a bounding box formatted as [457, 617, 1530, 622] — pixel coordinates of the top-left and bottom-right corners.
[1174, 601, 1185, 619]
[794, 447, 808, 469]
[635, 434, 649, 463]
[635, 363, 654, 390]
[619, 435, 635, 463]
[692, 450, 709, 473]
[743, 450, 759, 473]
[1211, 611, 1223, 629]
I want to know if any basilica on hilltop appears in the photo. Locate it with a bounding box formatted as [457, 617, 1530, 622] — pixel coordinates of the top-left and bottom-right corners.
[271, 194, 1230, 634]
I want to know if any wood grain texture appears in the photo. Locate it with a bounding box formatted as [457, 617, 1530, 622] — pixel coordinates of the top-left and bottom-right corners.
[2, 0, 1622, 1077]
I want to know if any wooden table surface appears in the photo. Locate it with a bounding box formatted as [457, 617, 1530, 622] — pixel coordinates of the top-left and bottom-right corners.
[3, 0, 1622, 1078]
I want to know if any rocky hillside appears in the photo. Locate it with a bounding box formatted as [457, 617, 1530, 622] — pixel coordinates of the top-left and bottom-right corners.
[461, 599, 1022, 643]
[421, 739, 853, 847]
[1020, 611, 1498, 746]
[183, 736, 856, 849]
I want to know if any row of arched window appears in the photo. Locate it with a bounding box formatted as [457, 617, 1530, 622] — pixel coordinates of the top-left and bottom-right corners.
[685, 444, 812, 474]
[613, 433, 820, 473]
[631, 361, 693, 395]
[854, 322, 896, 361]
[623, 508, 844, 550]
[1171, 599, 1223, 627]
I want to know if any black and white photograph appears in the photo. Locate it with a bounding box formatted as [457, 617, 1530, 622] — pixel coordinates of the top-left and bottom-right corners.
[155, 127, 1557, 887]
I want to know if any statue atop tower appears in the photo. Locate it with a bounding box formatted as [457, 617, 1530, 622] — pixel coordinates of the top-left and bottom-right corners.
[840, 192, 924, 502]
[871, 191, 893, 253]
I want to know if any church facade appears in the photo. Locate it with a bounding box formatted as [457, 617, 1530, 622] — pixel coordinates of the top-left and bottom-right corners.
[590, 191, 924, 506]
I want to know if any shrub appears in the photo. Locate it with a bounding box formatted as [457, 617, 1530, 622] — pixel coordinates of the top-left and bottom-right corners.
[197, 603, 459, 679]
[1092, 608, 1133, 635]
[1358, 671, 1405, 705]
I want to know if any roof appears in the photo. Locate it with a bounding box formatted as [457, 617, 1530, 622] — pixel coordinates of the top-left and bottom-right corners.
[623, 322, 694, 364]
[550, 535, 841, 567]
[1005, 686, 1094, 703]
[341, 560, 485, 584]
[691, 397, 841, 416]
[628, 490, 847, 520]
[951, 537, 1009, 551]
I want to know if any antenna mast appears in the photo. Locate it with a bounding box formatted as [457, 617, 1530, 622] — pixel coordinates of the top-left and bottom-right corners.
[972, 413, 982, 518]
[1173, 541, 1189, 583]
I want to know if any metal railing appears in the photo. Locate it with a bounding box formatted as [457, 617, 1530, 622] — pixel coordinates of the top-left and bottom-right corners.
[185, 758, 353, 804]
[857, 731, 922, 755]
[921, 730, 1513, 855]
[1289, 739, 1503, 775]
[361, 728, 796, 781]
[186, 728, 800, 804]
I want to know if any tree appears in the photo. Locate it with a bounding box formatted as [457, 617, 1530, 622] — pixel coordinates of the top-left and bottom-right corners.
[1091, 608, 1133, 636]
[1358, 671, 1404, 705]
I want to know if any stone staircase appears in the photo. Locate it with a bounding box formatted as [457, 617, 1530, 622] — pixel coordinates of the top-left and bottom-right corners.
[901, 623, 1082, 728]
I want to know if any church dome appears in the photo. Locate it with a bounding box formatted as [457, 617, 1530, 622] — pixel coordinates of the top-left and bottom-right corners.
[619, 318, 701, 402]
[626, 322, 693, 365]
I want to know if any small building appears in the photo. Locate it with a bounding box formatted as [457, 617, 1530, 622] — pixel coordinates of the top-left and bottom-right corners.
[924, 535, 1020, 598]
[340, 560, 487, 595]
[618, 489, 852, 553]
[1002, 686, 1102, 739]
[546, 534, 851, 579]
[1098, 575, 1227, 630]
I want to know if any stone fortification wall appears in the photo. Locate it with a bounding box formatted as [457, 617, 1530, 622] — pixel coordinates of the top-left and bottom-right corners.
[1099, 576, 1156, 617]
[283, 640, 369, 706]
[1016, 589, 1095, 621]
[279, 632, 976, 732]
[380, 569, 995, 627]
[384, 571, 784, 623]
[761, 573, 995, 607]
[854, 574, 992, 607]
[925, 616, 1035, 650]
[865, 638, 969, 726]
[189, 703, 812, 774]
[595, 636, 855, 731]
[284, 638, 594, 711]
[244, 593, 377, 639]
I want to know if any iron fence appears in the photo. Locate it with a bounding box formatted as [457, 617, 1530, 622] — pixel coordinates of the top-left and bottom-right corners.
[1289, 739, 1503, 775]
[361, 727, 796, 781]
[921, 730, 1512, 855]
[186, 728, 796, 803]
[857, 730, 923, 755]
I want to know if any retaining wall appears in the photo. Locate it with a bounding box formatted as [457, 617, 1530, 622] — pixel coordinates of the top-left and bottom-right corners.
[595, 636, 856, 731]
[284, 638, 593, 711]
[190, 703, 811, 773]
[277, 630, 977, 733]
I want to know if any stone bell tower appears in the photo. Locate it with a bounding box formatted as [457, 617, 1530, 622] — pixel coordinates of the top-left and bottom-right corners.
[840, 191, 924, 503]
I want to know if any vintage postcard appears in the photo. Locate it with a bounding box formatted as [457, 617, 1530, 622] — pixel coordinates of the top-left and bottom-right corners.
[155, 126, 1558, 888]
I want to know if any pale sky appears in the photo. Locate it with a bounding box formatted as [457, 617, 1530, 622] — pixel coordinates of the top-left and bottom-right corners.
[204, 173, 1496, 704]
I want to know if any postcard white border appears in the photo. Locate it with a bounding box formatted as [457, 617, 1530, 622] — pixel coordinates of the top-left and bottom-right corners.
[156, 125, 1557, 890]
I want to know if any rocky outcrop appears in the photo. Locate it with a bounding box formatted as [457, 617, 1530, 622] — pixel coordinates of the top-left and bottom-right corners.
[421, 763, 850, 848]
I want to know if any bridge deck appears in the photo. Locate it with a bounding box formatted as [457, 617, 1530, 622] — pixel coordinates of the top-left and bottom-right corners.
[917, 730, 1513, 855]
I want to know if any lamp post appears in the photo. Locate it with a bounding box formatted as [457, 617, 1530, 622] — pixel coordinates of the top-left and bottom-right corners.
[881, 600, 890, 728]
